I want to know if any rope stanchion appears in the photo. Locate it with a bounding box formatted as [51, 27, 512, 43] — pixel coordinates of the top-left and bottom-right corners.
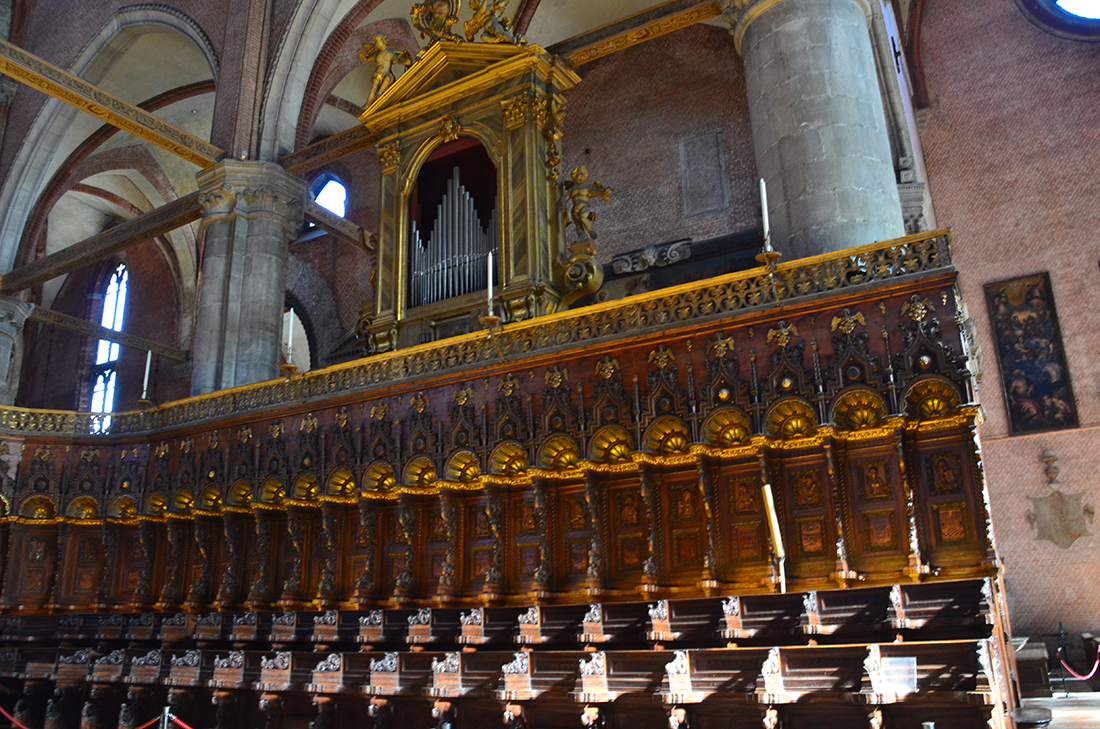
[1058, 645, 1100, 681]
[0, 703, 34, 729]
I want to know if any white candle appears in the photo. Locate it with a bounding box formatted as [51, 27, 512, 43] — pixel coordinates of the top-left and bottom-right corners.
[286, 308, 294, 366]
[487, 251, 494, 316]
[141, 350, 152, 400]
[759, 177, 771, 250]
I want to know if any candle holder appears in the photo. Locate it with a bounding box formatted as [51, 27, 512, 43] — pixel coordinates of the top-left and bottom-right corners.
[280, 364, 299, 377]
[478, 313, 503, 334]
[135, 399, 154, 409]
[755, 246, 783, 306]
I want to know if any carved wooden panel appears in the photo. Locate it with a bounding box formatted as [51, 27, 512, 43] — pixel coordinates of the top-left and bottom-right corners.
[840, 440, 909, 577]
[775, 454, 836, 580]
[714, 461, 770, 587]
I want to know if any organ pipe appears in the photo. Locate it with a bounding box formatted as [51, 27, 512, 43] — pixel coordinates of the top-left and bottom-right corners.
[409, 166, 497, 308]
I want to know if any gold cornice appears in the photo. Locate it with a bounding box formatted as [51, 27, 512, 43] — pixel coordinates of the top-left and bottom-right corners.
[526, 467, 586, 481]
[630, 452, 695, 467]
[250, 502, 288, 513]
[587, 460, 642, 473]
[564, 3, 722, 67]
[165, 512, 194, 522]
[359, 43, 580, 133]
[317, 494, 357, 505]
[360, 491, 399, 502]
[285, 499, 322, 510]
[0, 229, 954, 437]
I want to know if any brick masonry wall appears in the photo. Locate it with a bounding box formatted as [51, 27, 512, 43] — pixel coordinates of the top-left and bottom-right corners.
[562, 23, 761, 262]
[920, 0, 1100, 635]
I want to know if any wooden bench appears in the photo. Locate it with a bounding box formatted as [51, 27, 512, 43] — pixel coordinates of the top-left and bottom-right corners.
[20, 647, 57, 680]
[96, 613, 124, 640]
[362, 651, 435, 697]
[125, 648, 165, 685]
[515, 605, 588, 646]
[801, 586, 892, 637]
[125, 613, 155, 640]
[579, 603, 649, 645]
[647, 598, 724, 643]
[158, 613, 196, 643]
[458, 607, 524, 645]
[267, 611, 308, 644]
[307, 651, 373, 694]
[254, 650, 313, 692]
[194, 612, 225, 641]
[860, 639, 987, 705]
[497, 650, 586, 701]
[358, 608, 418, 645]
[55, 648, 93, 682]
[426, 650, 514, 698]
[209, 650, 264, 689]
[164, 649, 206, 686]
[406, 607, 463, 645]
[572, 650, 670, 703]
[889, 579, 990, 631]
[658, 647, 772, 704]
[754, 645, 867, 704]
[228, 611, 272, 642]
[720, 593, 803, 640]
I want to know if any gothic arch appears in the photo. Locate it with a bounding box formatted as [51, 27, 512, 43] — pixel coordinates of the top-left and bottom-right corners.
[0, 5, 218, 273]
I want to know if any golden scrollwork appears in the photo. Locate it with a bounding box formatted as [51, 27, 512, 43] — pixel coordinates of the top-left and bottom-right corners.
[453, 387, 472, 405]
[498, 374, 519, 396]
[439, 113, 461, 142]
[594, 358, 619, 380]
[300, 414, 319, 433]
[766, 321, 799, 348]
[337, 407, 350, 427]
[411, 392, 430, 414]
[545, 367, 568, 388]
[648, 345, 675, 369]
[270, 423, 284, 440]
[765, 398, 817, 439]
[238, 427, 252, 444]
[831, 389, 887, 430]
[901, 295, 935, 323]
[371, 404, 389, 420]
[377, 140, 403, 171]
[709, 333, 736, 358]
[33, 445, 52, 461]
[501, 95, 528, 127]
[830, 308, 866, 335]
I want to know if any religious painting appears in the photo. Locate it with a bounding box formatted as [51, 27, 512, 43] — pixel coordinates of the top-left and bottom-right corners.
[430, 551, 447, 579]
[26, 537, 46, 562]
[673, 486, 698, 521]
[984, 273, 1078, 434]
[76, 567, 96, 592]
[926, 452, 963, 495]
[734, 525, 762, 559]
[473, 509, 491, 538]
[792, 470, 822, 508]
[617, 493, 640, 526]
[23, 568, 45, 593]
[733, 480, 759, 514]
[516, 502, 537, 534]
[860, 462, 891, 501]
[864, 511, 897, 550]
[566, 495, 588, 530]
[390, 555, 406, 583]
[567, 539, 589, 572]
[673, 530, 701, 566]
[429, 510, 448, 541]
[619, 536, 644, 568]
[798, 518, 825, 554]
[519, 546, 538, 576]
[472, 547, 493, 577]
[934, 503, 968, 543]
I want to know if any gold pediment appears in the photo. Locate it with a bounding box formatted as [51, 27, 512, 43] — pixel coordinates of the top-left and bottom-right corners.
[357, 41, 579, 131]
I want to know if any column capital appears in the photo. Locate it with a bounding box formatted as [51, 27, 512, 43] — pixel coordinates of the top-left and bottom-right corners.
[196, 160, 307, 237]
[0, 296, 32, 336]
[721, 0, 872, 55]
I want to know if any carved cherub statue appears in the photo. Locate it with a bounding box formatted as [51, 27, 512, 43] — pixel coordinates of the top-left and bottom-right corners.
[464, 0, 526, 44]
[358, 35, 413, 108]
[559, 166, 613, 241]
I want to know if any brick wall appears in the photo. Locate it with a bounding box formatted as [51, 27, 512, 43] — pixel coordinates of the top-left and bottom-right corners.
[920, 0, 1100, 635]
[562, 23, 761, 262]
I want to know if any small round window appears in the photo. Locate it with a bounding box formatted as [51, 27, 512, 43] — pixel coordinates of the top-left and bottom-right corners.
[1016, 0, 1100, 41]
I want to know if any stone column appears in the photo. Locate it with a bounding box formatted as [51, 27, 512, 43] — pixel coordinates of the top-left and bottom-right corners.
[726, 0, 904, 259]
[0, 296, 31, 405]
[192, 161, 306, 395]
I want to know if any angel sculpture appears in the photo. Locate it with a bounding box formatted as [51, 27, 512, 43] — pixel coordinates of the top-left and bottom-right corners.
[358, 35, 414, 108]
[464, 0, 526, 44]
[559, 166, 613, 241]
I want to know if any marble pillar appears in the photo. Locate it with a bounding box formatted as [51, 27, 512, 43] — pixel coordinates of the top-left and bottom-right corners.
[192, 161, 306, 395]
[727, 0, 905, 259]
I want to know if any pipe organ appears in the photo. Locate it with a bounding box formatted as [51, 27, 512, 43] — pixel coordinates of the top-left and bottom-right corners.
[409, 166, 498, 307]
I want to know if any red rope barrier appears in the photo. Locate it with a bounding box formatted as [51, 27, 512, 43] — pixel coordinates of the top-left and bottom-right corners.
[1059, 645, 1100, 681]
[0, 703, 36, 729]
[133, 715, 163, 729]
[171, 715, 198, 729]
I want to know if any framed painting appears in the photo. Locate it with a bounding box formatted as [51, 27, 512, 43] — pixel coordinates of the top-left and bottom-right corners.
[984, 273, 1077, 434]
